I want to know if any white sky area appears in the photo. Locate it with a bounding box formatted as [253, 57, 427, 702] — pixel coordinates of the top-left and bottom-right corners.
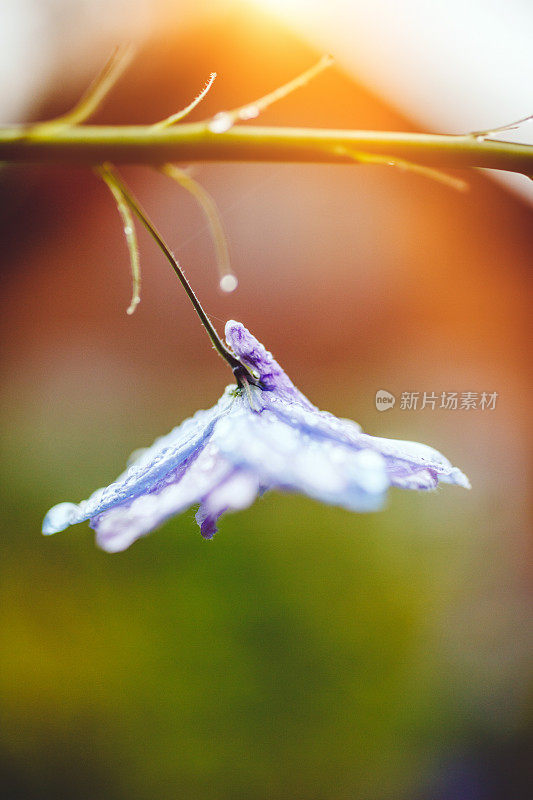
[0, 0, 152, 122]
[1, 0, 532, 200]
[247, 0, 533, 202]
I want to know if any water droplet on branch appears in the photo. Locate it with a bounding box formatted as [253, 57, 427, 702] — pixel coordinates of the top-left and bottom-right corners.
[238, 105, 259, 121]
[219, 274, 238, 293]
[208, 112, 233, 134]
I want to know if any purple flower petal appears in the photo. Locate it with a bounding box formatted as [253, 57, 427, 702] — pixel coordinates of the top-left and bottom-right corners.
[92, 447, 233, 552]
[356, 433, 471, 488]
[42, 388, 237, 535]
[195, 469, 259, 540]
[225, 320, 313, 406]
[213, 410, 390, 511]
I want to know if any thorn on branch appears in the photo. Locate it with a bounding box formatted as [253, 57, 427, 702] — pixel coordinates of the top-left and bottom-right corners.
[337, 146, 469, 192]
[206, 54, 334, 133]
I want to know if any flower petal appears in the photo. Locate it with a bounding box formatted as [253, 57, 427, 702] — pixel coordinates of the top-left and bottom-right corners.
[42, 388, 238, 535]
[92, 446, 234, 552]
[356, 433, 471, 488]
[214, 410, 390, 512]
[258, 388, 362, 442]
[225, 320, 312, 406]
[195, 469, 260, 539]
[253, 388, 466, 492]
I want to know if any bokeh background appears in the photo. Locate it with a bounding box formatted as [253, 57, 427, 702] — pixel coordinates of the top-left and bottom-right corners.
[1, 2, 531, 799]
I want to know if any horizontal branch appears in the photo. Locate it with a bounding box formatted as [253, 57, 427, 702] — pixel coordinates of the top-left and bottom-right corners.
[1, 122, 532, 174]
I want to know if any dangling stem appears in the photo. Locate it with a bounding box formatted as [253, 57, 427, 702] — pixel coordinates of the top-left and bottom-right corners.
[97, 166, 141, 313]
[160, 163, 235, 290]
[99, 164, 244, 374]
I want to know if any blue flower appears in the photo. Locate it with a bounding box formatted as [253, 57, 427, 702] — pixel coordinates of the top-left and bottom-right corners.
[42, 321, 470, 552]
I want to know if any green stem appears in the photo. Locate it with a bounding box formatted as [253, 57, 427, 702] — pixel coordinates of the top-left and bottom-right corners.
[1, 123, 532, 174]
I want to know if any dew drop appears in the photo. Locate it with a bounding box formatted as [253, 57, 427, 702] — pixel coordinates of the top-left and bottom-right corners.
[127, 447, 149, 467]
[238, 104, 259, 121]
[208, 112, 233, 134]
[219, 274, 238, 293]
[42, 502, 79, 534]
[126, 297, 140, 315]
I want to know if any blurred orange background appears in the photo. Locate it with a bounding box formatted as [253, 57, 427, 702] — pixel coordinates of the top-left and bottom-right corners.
[1, 3, 531, 799]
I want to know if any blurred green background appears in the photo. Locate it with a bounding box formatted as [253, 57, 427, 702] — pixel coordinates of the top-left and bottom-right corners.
[1, 3, 531, 799]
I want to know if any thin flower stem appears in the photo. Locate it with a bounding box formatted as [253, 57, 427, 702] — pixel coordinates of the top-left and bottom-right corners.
[1, 123, 532, 174]
[99, 164, 243, 373]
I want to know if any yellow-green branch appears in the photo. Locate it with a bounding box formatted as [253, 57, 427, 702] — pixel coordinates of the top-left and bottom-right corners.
[1, 123, 532, 174]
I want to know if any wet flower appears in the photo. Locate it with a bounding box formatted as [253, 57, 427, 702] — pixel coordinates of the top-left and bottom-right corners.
[43, 321, 470, 552]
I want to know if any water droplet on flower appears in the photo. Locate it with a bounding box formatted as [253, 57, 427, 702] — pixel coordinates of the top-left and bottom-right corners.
[127, 447, 149, 467]
[238, 104, 259, 121]
[219, 274, 238, 293]
[124, 225, 133, 235]
[208, 112, 233, 133]
[42, 502, 79, 534]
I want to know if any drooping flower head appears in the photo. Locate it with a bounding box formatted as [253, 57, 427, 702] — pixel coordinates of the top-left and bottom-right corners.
[43, 320, 469, 552]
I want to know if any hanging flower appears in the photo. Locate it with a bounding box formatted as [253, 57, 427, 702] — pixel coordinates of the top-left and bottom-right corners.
[42, 321, 470, 552]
